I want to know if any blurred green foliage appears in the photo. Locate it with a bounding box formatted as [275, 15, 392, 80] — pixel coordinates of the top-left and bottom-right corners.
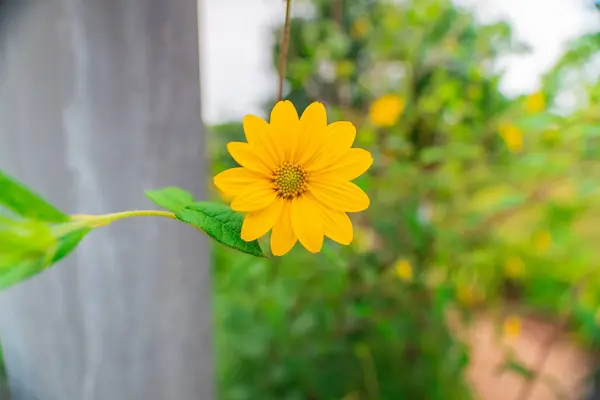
[211, 0, 600, 398]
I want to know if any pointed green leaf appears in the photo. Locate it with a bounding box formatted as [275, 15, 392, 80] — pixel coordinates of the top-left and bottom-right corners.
[145, 187, 195, 213]
[0, 169, 68, 222]
[0, 222, 91, 290]
[175, 202, 265, 258]
[50, 227, 90, 264]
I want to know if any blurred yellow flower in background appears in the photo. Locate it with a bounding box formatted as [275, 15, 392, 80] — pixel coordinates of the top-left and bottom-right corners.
[336, 60, 354, 78]
[394, 259, 413, 282]
[456, 284, 483, 306]
[214, 101, 372, 256]
[498, 122, 523, 153]
[351, 17, 370, 39]
[369, 94, 405, 127]
[533, 230, 552, 253]
[504, 256, 525, 278]
[543, 127, 559, 142]
[524, 92, 546, 113]
[503, 315, 522, 339]
[443, 37, 459, 52]
[466, 85, 480, 100]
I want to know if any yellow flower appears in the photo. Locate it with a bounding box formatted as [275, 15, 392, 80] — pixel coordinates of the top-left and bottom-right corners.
[524, 92, 546, 113]
[336, 60, 354, 78]
[504, 256, 525, 278]
[214, 101, 373, 256]
[466, 85, 480, 100]
[498, 122, 523, 153]
[369, 95, 405, 127]
[503, 315, 522, 339]
[394, 259, 413, 282]
[543, 128, 559, 142]
[443, 37, 459, 51]
[457, 284, 476, 306]
[533, 230, 551, 253]
[351, 18, 370, 39]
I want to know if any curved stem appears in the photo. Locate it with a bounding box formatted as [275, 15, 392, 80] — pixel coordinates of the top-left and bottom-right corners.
[277, 0, 292, 101]
[71, 210, 176, 228]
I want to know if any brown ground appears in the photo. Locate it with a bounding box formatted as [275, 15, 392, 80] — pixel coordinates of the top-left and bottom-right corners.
[460, 313, 593, 400]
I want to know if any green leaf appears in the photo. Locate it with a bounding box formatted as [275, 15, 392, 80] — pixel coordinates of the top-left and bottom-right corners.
[496, 356, 535, 380]
[420, 147, 445, 164]
[145, 187, 195, 213]
[175, 202, 265, 258]
[51, 227, 90, 264]
[0, 223, 91, 290]
[0, 170, 68, 222]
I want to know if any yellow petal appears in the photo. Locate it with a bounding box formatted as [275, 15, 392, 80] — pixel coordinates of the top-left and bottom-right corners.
[270, 100, 299, 127]
[295, 102, 328, 164]
[242, 114, 268, 145]
[269, 101, 300, 161]
[214, 167, 265, 195]
[227, 142, 274, 175]
[369, 95, 404, 127]
[394, 259, 413, 282]
[230, 181, 277, 212]
[290, 195, 323, 253]
[244, 114, 283, 167]
[270, 200, 297, 256]
[305, 121, 356, 172]
[311, 148, 373, 182]
[320, 205, 353, 245]
[310, 181, 370, 212]
[241, 199, 284, 241]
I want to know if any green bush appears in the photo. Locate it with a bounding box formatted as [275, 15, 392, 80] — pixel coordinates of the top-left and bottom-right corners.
[212, 0, 600, 398]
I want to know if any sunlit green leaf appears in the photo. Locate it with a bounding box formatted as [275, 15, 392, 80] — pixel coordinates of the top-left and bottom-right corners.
[176, 202, 265, 258]
[0, 222, 91, 290]
[0, 170, 68, 222]
[145, 186, 195, 213]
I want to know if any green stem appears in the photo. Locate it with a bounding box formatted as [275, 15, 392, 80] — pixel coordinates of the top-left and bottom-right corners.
[70, 210, 177, 228]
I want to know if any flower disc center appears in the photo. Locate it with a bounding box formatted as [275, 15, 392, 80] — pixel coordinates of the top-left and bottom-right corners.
[273, 162, 308, 199]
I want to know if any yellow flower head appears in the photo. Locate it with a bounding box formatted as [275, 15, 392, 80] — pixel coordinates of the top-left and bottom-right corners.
[214, 101, 373, 256]
[503, 315, 522, 339]
[457, 284, 475, 306]
[351, 18, 370, 39]
[336, 60, 354, 78]
[543, 128, 559, 143]
[498, 122, 523, 153]
[524, 92, 546, 113]
[369, 95, 405, 127]
[504, 256, 525, 278]
[394, 259, 413, 282]
[533, 230, 552, 253]
[456, 283, 485, 306]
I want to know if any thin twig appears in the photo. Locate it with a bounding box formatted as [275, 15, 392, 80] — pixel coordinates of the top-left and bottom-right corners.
[332, 0, 343, 26]
[278, 0, 292, 101]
